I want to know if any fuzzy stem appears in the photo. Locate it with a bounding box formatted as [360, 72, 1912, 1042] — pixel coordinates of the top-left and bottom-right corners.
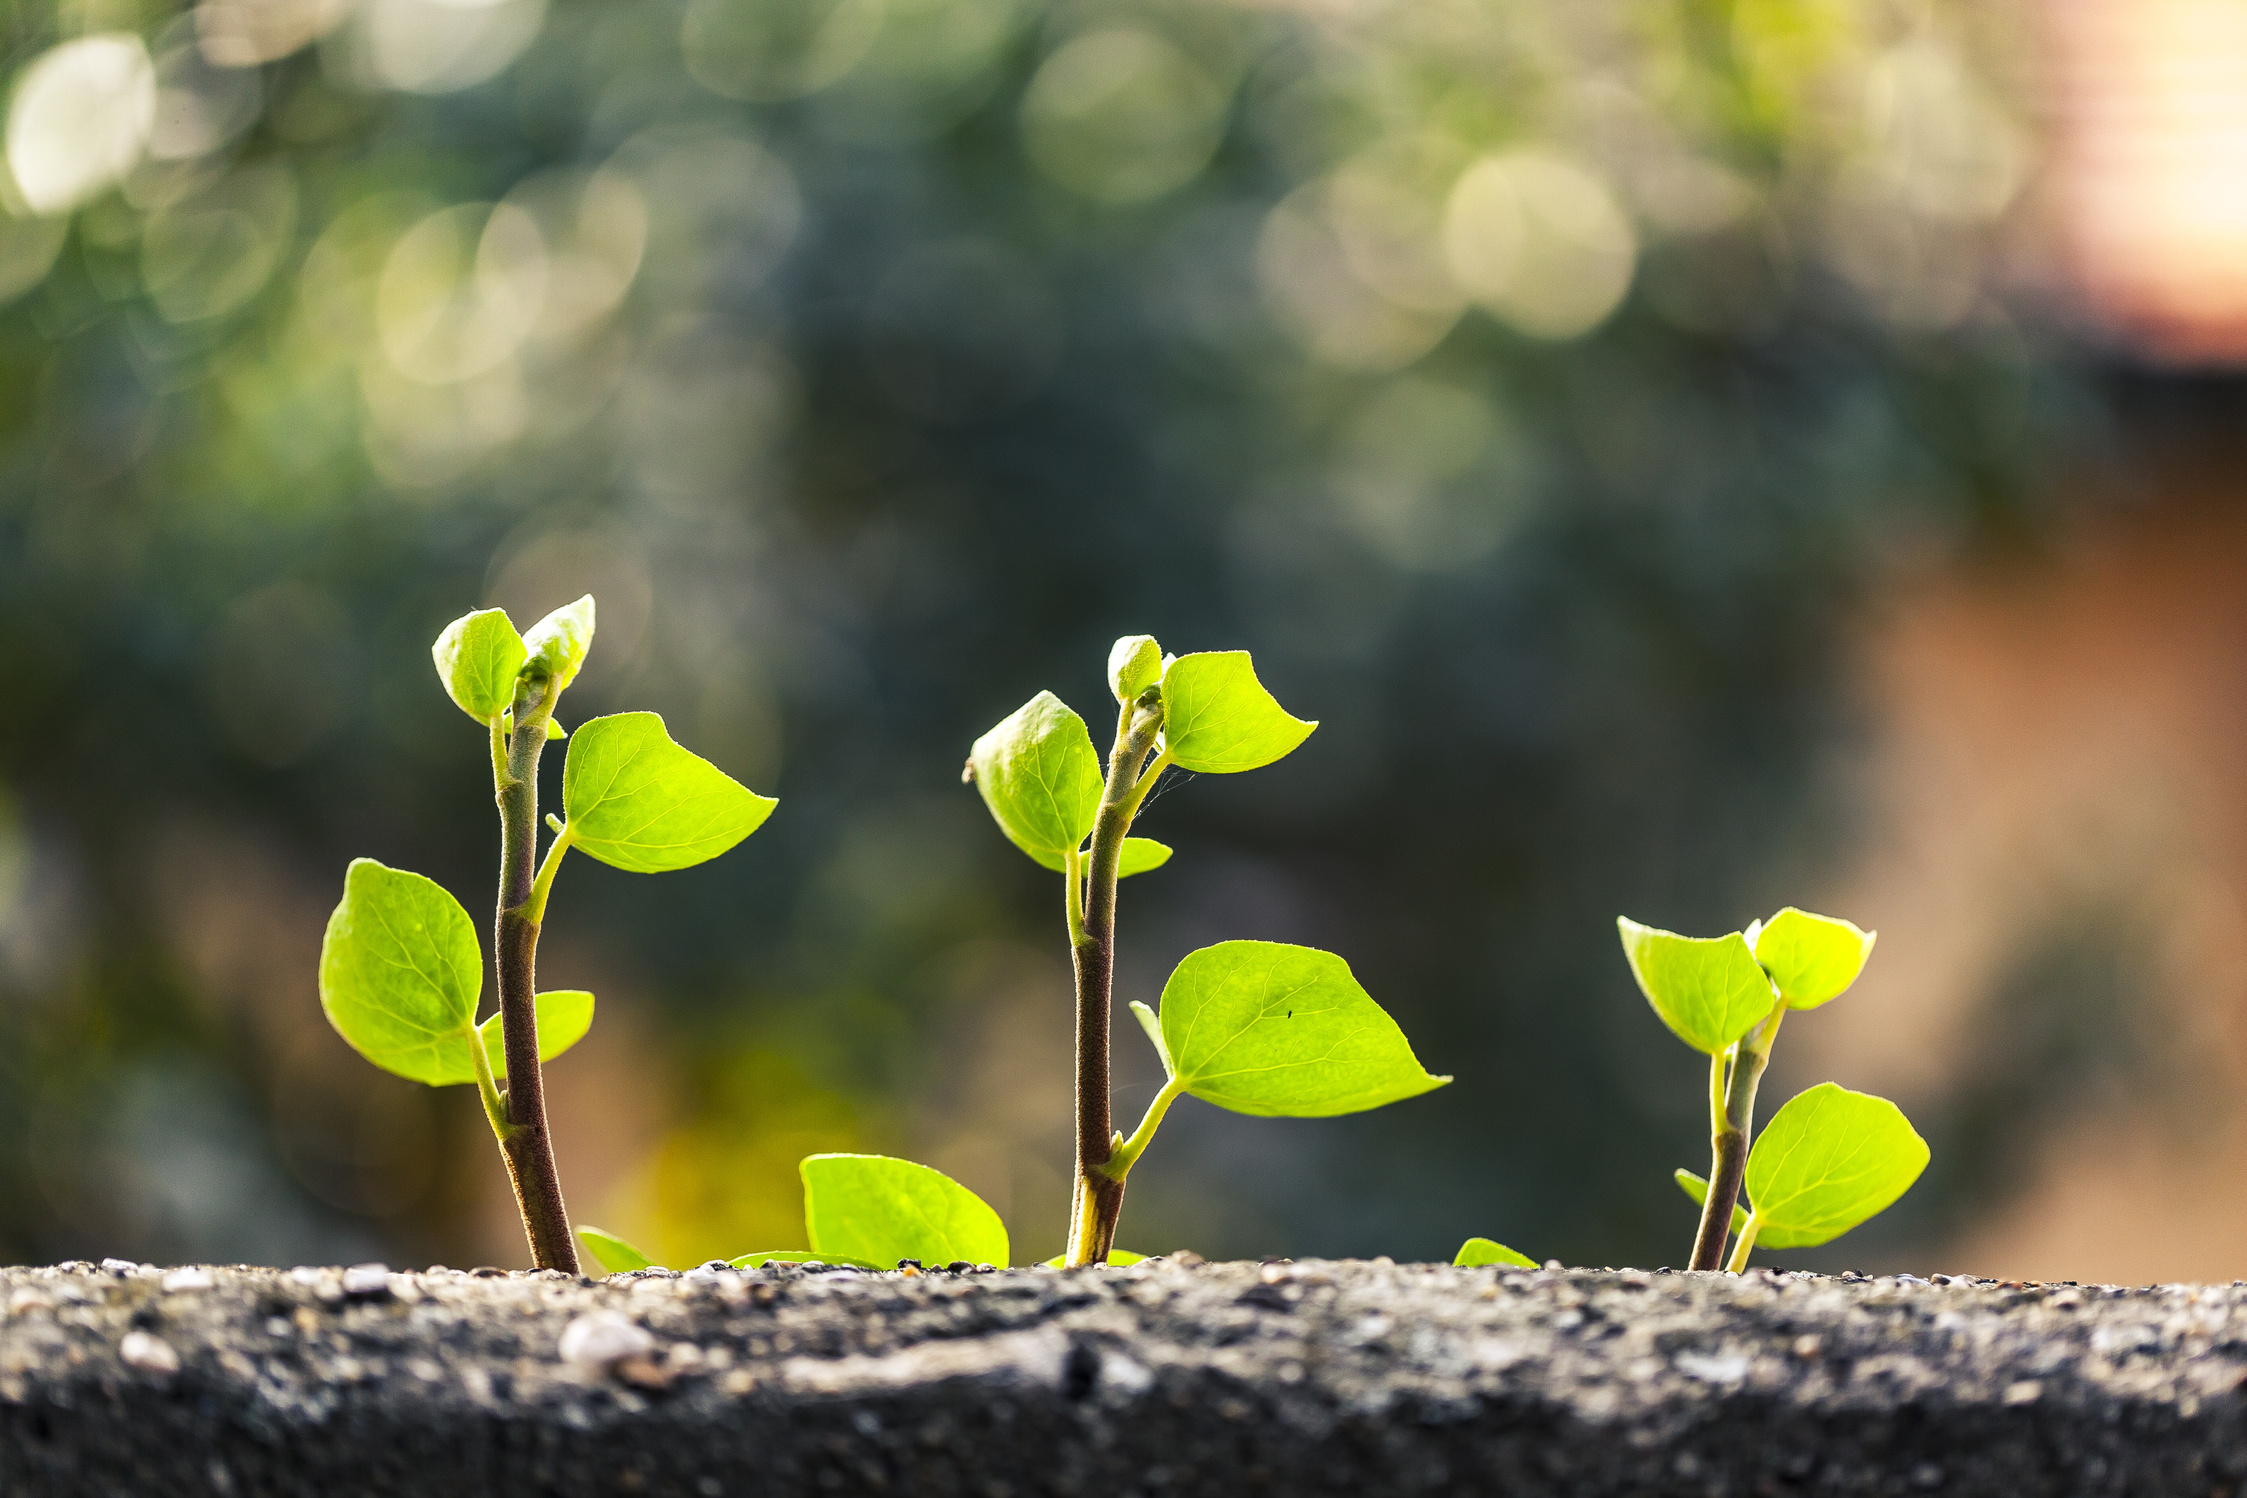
[1689, 1005, 1784, 1272]
[491, 675, 579, 1273]
[1064, 693, 1164, 1268]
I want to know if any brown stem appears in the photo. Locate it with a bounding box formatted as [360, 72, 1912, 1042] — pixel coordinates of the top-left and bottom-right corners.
[492, 676, 578, 1273]
[1064, 694, 1163, 1267]
[1689, 1008, 1783, 1272]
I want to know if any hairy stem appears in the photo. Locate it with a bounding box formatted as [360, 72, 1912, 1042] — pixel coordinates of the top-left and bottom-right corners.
[1689, 1006, 1784, 1272]
[1064, 694, 1165, 1268]
[492, 676, 579, 1273]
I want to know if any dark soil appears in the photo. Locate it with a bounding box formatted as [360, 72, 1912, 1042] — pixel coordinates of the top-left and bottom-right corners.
[2, 1255, 2243, 1496]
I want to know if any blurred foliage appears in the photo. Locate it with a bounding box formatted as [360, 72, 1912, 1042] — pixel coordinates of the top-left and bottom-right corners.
[0, 0, 2100, 1269]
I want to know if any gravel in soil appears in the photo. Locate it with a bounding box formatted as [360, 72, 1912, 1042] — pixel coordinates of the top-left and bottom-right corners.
[2, 1255, 2244, 1496]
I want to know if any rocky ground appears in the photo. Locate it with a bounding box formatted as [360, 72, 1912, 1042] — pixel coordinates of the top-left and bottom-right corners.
[1, 1254, 2243, 1495]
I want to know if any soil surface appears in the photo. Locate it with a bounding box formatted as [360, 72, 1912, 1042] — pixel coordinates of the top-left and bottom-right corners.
[1, 1255, 2243, 1496]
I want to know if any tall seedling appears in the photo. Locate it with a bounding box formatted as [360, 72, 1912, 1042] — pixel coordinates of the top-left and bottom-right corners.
[318, 598, 775, 1270]
[1620, 907, 1928, 1271]
[966, 638, 1449, 1265]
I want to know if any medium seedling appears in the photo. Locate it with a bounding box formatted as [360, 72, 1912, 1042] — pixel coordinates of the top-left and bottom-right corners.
[319, 597, 775, 1271]
[1619, 907, 1928, 1271]
[963, 638, 1449, 1265]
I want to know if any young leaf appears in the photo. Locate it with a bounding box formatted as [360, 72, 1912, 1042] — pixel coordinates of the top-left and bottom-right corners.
[1753, 907, 1877, 1010]
[1109, 634, 1162, 703]
[1673, 1168, 1750, 1236]
[1453, 1237, 1537, 1269]
[1744, 1084, 1929, 1250]
[578, 1225, 653, 1273]
[1117, 837, 1171, 877]
[474, 990, 595, 1081]
[521, 595, 596, 695]
[1158, 652, 1316, 774]
[799, 1154, 1011, 1270]
[319, 859, 481, 1086]
[432, 608, 526, 723]
[1615, 918, 1778, 1056]
[1157, 940, 1450, 1117]
[729, 1250, 885, 1270]
[966, 692, 1101, 867]
[1128, 998, 1172, 1074]
[563, 712, 777, 874]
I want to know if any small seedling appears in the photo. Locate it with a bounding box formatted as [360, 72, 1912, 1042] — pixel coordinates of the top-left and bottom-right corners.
[964, 639, 1449, 1265]
[319, 597, 775, 1271]
[1619, 907, 1928, 1270]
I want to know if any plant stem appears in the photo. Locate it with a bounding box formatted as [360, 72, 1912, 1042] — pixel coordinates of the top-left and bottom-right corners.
[1689, 1005, 1784, 1272]
[491, 679, 579, 1273]
[1724, 1213, 1763, 1274]
[1064, 693, 1165, 1268]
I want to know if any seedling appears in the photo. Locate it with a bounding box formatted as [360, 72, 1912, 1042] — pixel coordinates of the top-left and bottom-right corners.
[965, 638, 1449, 1264]
[1619, 907, 1928, 1270]
[319, 597, 775, 1271]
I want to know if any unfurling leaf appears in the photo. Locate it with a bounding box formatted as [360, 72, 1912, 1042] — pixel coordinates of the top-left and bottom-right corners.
[1156, 940, 1449, 1117]
[1673, 1168, 1750, 1235]
[319, 859, 481, 1086]
[1158, 652, 1316, 774]
[432, 609, 526, 723]
[800, 1154, 1011, 1270]
[1745, 1083, 1929, 1250]
[520, 595, 596, 697]
[1453, 1237, 1537, 1269]
[1753, 907, 1876, 1011]
[1117, 837, 1171, 877]
[563, 712, 776, 873]
[578, 1225, 653, 1273]
[967, 692, 1101, 867]
[1616, 918, 1777, 1056]
[1128, 999, 1171, 1074]
[1108, 634, 1162, 703]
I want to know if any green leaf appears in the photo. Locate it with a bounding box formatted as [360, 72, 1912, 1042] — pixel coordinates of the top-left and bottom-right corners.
[472, 990, 595, 1082]
[1615, 918, 1778, 1056]
[1753, 907, 1876, 1010]
[728, 1250, 885, 1270]
[521, 594, 596, 695]
[1453, 1237, 1537, 1269]
[578, 1226, 653, 1272]
[319, 859, 481, 1086]
[1117, 837, 1171, 877]
[966, 692, 1101, 867]
[431, 608, 525, 723]
[1039, 1249, 1149, 1267]
[1673, 1168, 1750, 1236]
[800, 1154, 1011, 1270]
[1158, 652, 1316, 774]
[1157, 940, 1450, 1117]
[1109, 634, 1162, 703]
[563, 712, 777, 874]
[1128, 998, 1172, 1074]
[1745, 1084, 1929, 1250]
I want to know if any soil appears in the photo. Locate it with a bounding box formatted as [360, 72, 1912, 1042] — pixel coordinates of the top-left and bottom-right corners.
[2, 1255, 2243, 1496]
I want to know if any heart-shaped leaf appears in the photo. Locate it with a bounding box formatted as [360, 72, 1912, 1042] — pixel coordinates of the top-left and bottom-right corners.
[432, 608, 526, 722]
[467, 990, 594, 1084]
[1158, 652, 1315, 774]
[1616, 918, 1777, 1056]
[1745, 1083, 1929, 1250]
[1116, 837, 1171, 877]
[967, 692, 1102, 867]
[563, 712, 777, 873]
[800, 1153, 1010, 1270]
[1156, 940, 1450, 1117]
[578, 1225, 653, 1273]
[1453, 1237, 1537, 1269]
[319, 859, 482, 1086]
[1753, 907, 1876, 1010]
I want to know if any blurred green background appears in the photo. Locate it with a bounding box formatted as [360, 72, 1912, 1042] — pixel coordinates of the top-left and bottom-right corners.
[1, 0, 2237, 1277]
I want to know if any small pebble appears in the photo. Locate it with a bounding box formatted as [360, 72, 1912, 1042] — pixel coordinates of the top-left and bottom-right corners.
[161, 1267, 212, 1293]
[120, 1331, 180, 1376]
[99, 1258, 143, 1275]
[559, 1311, 656, 1372]
[342, 1263, 392, 1296]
